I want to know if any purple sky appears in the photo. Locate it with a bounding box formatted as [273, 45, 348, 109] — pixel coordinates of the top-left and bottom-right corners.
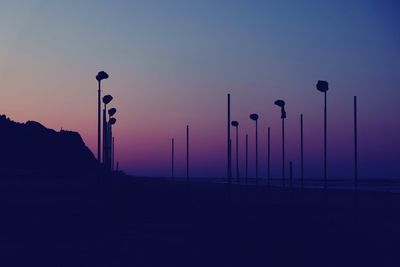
[0, 0, 399, 179]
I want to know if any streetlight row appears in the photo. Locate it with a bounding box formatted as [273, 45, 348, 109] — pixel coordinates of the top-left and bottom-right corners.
[227, 82, 323, 187]
[96, 71, 118, 172]
[226, 80, 358, 189]
[96, 73, 357, 190]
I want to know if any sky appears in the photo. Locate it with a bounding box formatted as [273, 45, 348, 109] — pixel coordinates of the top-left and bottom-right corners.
[0, 0, 399, 179]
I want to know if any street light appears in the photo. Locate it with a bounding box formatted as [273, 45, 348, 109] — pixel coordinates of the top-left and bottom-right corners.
[274, 99, 286, 186]
[231, 121, 240, 182]
[249, 113, 259, 184]
[186, 125, 190, 181]
[316, 80, 329, 189]
[102, 95, 113, 165]
[108, 117, 117, 171]
[108, 108, 117, 117]
[96, 71, 109, 162]
[108, 108, 117, 170]
[227, 94, 232, 183]
[109, 117, 116, 125]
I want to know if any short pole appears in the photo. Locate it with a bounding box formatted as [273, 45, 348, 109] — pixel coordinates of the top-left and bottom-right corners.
[354, 96, 358, 190]
[267, 127, 271, 186]
[245, 134, 248, 184]
[172, 138, 175, 178]
[112, 136, 115, 171]
[289, 161, 293, 188]
[300, 114, 304, 188]
[186, 125, 189, 181]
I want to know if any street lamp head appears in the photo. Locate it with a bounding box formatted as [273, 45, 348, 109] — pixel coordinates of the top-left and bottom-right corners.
[274, 99, 287, 119]
[250, 114, 259, 121]
[108, 108, 117, 117]
[109, 117, 117, 125]
[102, 94, 113, 105]
[274, 100, 285, 108]
[231, 121, 239, 127]
[316, 80, 329, 93]
[96, 71, 109, 81]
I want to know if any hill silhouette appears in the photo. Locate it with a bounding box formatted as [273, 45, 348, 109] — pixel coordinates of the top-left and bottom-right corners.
[0, 115, 101, 178]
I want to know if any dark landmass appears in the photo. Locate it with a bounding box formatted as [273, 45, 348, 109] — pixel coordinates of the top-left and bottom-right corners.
[0, 115, 101, 179]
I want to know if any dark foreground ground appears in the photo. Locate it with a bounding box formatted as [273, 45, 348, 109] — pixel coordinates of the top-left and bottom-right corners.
[0, 176, 399, 267]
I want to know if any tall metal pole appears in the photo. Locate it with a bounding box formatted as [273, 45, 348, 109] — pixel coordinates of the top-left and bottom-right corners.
[289, 161, 293, 188]
[235, 125, 239, 181]
[255, 119, 259, 185]
[186, 125, 189, 181]
[282, 118, 285, 186]
[227, 94, 232, 183]
[354, 96, 358, 190]
[300, 114, 304, 188]
[108, 123, 112, 170]
[324, 91, 327, 189]
[172, 138, 175, 178]
[267, 127, 271, 186]
[97, 80, 101, 162]
[102, 107, 107, 165]
[274, 100, 286, 187]
[245, 134, 248, 184]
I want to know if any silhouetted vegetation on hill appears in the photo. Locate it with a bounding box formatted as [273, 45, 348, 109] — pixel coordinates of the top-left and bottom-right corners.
[0, 115, 100, 178]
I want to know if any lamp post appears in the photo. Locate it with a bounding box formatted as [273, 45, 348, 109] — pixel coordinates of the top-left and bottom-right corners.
[231, 121, 239, 182]
[102, 95, 113, 165]
[354, 96, 358, 190]
[267, 127, 271, 186]
[245, 134, 248, 184]
[274, 100, 286, 187]
[108, 108, 117, 170]
[186, 125, 189, 181]
[300, 114, 304, 188]
[108, 117, 117, 171]
[316, 80, 329, 189]
[96, 71, 109, 162]
[250, 113, 259, 185]
[227, 94, 232, 183]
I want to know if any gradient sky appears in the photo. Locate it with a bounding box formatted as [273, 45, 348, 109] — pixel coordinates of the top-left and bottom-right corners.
[0, 0, 399, 179]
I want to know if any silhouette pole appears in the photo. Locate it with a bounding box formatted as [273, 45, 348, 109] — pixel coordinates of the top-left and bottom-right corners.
[267, 127, 271, 186]
[354, 96, 358, 190]
[300, 114, 304, 188]
[103, 109, 107, 164]
[108, 108, 117, 170]
[289, 161, 293, 188]
[186, 125, 189, 181]
[245, 134, 248, 184]
[108, 117, 116, 170]
[227, 94, 232, 183]
[172, 138, 175, 178]
[112, 136, 115, 171]
[96, 71, 109, 162]
[274, 100, 286, 186]
[231, 121, 240, 182]
[250, 114, 259, 184]
[102, 95, 113, 165]
[317, 80, 329, 189]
